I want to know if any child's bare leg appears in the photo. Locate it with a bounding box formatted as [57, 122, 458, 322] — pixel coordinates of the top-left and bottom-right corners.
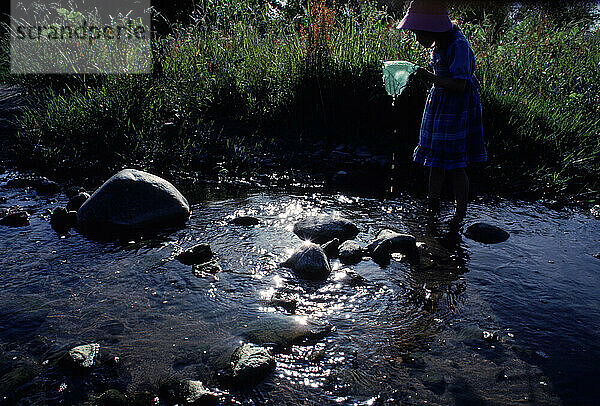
[427, 167, 445, 215]
[451, 168, 469, 221]
[428, 167, 445, 198]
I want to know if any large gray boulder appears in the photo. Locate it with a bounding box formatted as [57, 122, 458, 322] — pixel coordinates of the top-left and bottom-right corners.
[281, 243, 331, 280]
[293, 216, 359, 244]
[366, 229, 418, 264]
[77, 169, 190, 234]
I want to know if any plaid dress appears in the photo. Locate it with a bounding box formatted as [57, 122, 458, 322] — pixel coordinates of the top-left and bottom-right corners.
[413, 28, 487, 169]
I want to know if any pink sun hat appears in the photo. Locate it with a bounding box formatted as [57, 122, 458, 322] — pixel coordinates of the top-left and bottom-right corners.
[397, 0, 452, 33]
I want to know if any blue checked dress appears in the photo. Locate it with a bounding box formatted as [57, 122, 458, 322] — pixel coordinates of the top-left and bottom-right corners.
[413, 28, 487, 169]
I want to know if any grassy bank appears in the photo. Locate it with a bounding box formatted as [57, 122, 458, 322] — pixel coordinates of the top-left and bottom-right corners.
[3, 1, 599, 201]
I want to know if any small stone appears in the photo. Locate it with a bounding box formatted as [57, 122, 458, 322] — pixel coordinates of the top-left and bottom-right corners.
[594, 253, 600, 260]
[180, 380, 219, 406]
[50, 207, 75, 232]
[67, 192, 90, 212]
[591, 205, 600, 218]
[338, 240, 363, 265]
[65, 343, 99, 369]
[0, 210, 29, 227]
[177, 244, 213, 265]
[192, 259, 222, 275]
[366, 229, 417, 264]
[65, 186, 86, 199]
[97, 389, 127, 406]
[230, 344, 276, 385]
[230, 216, 259, 226]
[321, 238, 340, 258]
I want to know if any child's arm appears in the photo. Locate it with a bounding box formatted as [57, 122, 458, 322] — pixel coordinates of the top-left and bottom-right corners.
[416, 67, 467, 93]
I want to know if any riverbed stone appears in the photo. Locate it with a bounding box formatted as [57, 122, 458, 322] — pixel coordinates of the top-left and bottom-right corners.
[281, 242, 331, 280]
[230, 216, 259, 226]
[594, 253, 600, 260]
[0, 365, 38, 398]
[4, 176, 60, 195]
[0, 210, 29, 227]
[293, 215, 359, 244]
[177, 243, 213, 265]
[338, 240, 364, 265]
[366, 229, 418, 263]
[67, 192, 90, 212]
[321, 238, 340, 258]
[464, 223, 510, 244]
[181, 380, 219, 405]
[591, 205, 600, 218]
[97, 389, 127, 406]
[239, 313, 334, 350]
[50, 207, 76, 232]
[77, 169, 190, 234]
[193, 259, 222, 275]
[64, 343, 100, 369]
[230, 343, 275, 385]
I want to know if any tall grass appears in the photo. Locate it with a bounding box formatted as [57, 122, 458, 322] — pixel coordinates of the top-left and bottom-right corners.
[4, 0, 600, 198]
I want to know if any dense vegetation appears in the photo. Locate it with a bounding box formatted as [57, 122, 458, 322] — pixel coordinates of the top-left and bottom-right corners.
[1, 0, 599, 201]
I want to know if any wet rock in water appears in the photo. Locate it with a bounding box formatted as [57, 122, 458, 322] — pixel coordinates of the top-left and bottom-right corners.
[239, 313, 334, 350]
[4, 175, 60, 195]
[321, 238, 340, 258]
[230, 343, 275, 385]
[129, 392, 156, 406]
[63, 343, 100, 369]
[261, 291, 297, 314]
[230, 216, 259, 226]
[338, 240, 364, 265]
[180, 380, 219, 405]
[0, 210, 29, 227]
[281, 242, 331, 280]
[594, 253, 600, 260]
[65, 186, 86, 199]
[193, 259, 222, 275]
[591, 205, 600, 218]
[77, 169, 190, 235]
[421, 372, 447, 396]
[366, 229, 418, 264]
[67, 192, 90, 212]
[50, 207, 77, 232]
[97, 389, 127, 406]
[178, 243, 213, 265]
[293, 215, 359, 244]
[464, 223, 509, 244]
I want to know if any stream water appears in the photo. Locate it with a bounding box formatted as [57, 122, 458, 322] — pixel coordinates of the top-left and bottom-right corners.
[1, 169, 599, 405]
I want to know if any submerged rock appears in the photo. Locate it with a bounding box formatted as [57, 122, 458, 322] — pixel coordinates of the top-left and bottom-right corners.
[4, 176, 60, 195]
[594, 253, 600, 260]
[239, 313, 334, 350]
[321, 238, 340, 258]
[230, 216, 259, 226]
[77, 169, 190, 235]
[66, 192, 90, 212]
[281, 242, 331, 280]
[97, 389, 127, 406]
[366, 229, 418, 263]
[178, 243, 213, 265]
[193, 259, 222, 275]
[0, 365, 38, 398]
[160, 379, 218, 405]
[293, 216, 359, 244]
[230, 344, 275, 385]
[464, 223, 509, 244]
[0, 210, 29, 227]
[63, 343, 100, 369]
[338, 240, 363, 264]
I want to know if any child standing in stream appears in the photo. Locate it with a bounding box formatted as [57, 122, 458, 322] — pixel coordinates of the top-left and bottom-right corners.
[398, 0, 487, 230]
